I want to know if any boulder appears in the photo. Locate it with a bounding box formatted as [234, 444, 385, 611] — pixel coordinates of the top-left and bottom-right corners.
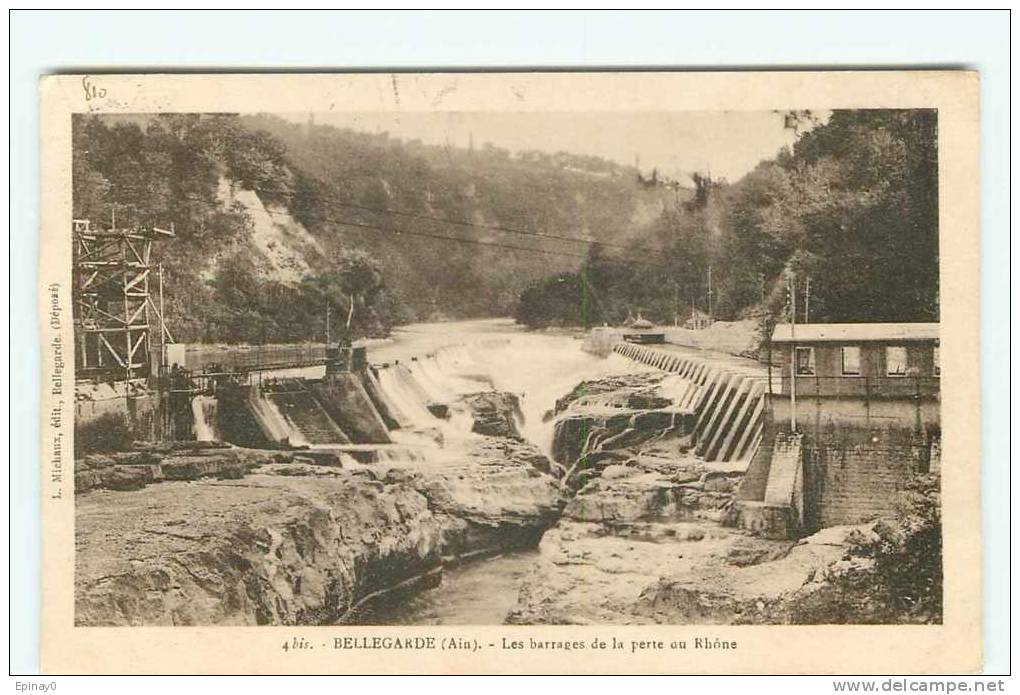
[462, 391, 523, 439]
[426, 403, 450, 419]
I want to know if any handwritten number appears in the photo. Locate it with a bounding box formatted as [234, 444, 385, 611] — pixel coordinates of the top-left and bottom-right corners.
[82, 76, 107, 102]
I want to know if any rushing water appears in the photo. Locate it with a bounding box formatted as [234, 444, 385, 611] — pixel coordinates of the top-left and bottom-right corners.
[373, 322, 655, 456]
[234, 319, 653, 456]
[191, 395, 220, 441]
[189, 319, 658, 623]
[349, 551, 540, 625]
[343, 321, 656, 623]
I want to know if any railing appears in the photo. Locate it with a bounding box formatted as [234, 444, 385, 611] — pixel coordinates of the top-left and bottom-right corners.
[175, 343, 328, 372]
[775, 375, 940, 399]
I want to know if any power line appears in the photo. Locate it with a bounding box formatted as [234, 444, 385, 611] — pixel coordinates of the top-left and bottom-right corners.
[261, 206, 668, 269]
[151, 188, 668, 267]
[246, 182, 666, 255]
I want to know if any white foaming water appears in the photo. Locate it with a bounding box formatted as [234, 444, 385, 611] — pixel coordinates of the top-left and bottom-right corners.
[377, 367, 437, 429]
[407, 361, 452, 403]
[191, 395, 221, 441]
[469, 335, 655, 456]
[374, 446, 428, 464]
[372, 326, 654, 458]
[248, 391, 310, 447]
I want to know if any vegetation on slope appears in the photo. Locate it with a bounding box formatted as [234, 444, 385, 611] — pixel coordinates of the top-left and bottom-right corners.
[515, 110, 940, 330]
[73, 113, 670, 343]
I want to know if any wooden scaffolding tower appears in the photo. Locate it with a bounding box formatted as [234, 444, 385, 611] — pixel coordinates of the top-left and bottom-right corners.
[72, 218, 175, 382]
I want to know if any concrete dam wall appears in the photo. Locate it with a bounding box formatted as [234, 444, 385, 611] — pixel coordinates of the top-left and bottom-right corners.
[213, 371, 399, 452]
[612, 341, 767, 464]
[734, 421, 940, 538]
[610, 339, 938, 539]
[206, 341, 516, 460]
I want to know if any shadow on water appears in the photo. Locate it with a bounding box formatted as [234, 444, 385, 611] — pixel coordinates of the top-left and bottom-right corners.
[345, 551, 540, 625]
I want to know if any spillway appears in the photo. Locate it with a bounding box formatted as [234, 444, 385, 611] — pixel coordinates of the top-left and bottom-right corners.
[612, 341, 767, 463]
[196, 321, 764, 475]
[191, 395, 220, 442]
[175, 320, 783, 627]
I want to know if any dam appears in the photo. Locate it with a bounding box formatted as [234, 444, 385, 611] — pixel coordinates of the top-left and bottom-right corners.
[173, 321, 768, 483]
[182, 321, 668, 461]
[74, 318, 938, 626]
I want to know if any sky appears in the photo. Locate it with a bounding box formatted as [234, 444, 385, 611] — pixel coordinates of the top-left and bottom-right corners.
[282, 110, 827, 183]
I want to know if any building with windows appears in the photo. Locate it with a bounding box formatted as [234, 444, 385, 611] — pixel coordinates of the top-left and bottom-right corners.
[733, 322, 941, 538]
[769, 322, 940, 429]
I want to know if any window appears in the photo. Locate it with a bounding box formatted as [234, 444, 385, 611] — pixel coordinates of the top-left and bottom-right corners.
[841, 346, 861, 376]
[886, 346, 908, 376]
[795, 347, 815, 376]
[933, 345, 940, 377]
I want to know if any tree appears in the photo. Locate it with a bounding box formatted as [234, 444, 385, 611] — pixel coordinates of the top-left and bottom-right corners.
[514, 109, 940, 330]
[308, 250, 385, 337]
[514, 273, 587, 328]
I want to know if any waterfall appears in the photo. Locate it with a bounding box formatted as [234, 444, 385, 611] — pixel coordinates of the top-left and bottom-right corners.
[191, 395, 220, 441]
[375, 446, 427, 464]
[377, 366, 437, 429]
[470, 336, 657, 456]
[248, 390, 310, 447]
[407, 360, 455, 402]
[372, 357, 488, 452]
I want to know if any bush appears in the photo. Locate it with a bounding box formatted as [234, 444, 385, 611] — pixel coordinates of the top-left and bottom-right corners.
[789, 473, 943, 625]
[847, 473, 943, 623]
[75, 412, 134, 457]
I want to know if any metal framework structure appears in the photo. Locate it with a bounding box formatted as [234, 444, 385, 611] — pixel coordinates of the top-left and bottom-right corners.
[73, 218, 175, 382]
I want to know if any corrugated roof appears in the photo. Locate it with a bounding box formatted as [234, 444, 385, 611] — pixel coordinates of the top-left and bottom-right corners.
[771, 322, 939, 343]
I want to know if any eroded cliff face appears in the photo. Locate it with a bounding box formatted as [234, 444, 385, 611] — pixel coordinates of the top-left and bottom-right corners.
[75, 399, 563, 626]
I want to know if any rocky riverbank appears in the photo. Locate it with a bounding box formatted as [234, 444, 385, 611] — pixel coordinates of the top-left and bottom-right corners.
[74, 369, 939, 627]
[508, 372, 936, 625]
[74, 391, 563, 626]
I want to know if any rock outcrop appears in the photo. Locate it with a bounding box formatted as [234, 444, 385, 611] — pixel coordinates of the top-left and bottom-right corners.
[75, 438, 562, 626]
[74, 441, 287, 494]
[507, 520, 869, 625]
[548, 373, 699, 489]
[462, 391, 524, 439]
[508, 367, 942, 626]
[508, 371, 840, 625]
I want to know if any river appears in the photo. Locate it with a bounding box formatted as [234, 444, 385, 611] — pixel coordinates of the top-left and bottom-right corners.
[192, 319, 663, 624]
[344, 320, 654, 623]
[349, 551, 540, 625]
[244, 318, 655, 455]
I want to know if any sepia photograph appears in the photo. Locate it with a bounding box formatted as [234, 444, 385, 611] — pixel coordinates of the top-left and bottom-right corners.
[30, 69, 986, 676]
[69, 105, 943, 628]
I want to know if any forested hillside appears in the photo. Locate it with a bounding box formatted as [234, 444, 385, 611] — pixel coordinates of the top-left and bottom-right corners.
[73, 110, 936, 344]
[241, 114, 673, 319]
[72, 113, 672, 343]
[515, 110, 940, 330]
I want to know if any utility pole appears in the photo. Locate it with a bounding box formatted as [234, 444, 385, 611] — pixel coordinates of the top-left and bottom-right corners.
[760, 271, 770, 390]
[789, 272, 797, 433]
[707, 265, 713, 325]
[325, 302, 331, 345]
[804, 276, 811, 323]
[673, 282, 679, 327]
[158, 264, 166, 371]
